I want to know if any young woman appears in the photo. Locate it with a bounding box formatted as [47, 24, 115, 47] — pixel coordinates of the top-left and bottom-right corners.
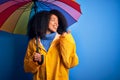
[24, 10, 79, 80]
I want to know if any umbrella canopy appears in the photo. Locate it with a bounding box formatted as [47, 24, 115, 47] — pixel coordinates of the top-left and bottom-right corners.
[0, 0, 82, 35]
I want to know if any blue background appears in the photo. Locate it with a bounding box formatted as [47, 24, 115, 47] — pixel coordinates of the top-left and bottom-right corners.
[0, 0, 120, 80]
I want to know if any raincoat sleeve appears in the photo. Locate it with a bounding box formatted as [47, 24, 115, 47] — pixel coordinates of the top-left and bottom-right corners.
[24, 39, 40, 74]
[60, 33, 79, 69]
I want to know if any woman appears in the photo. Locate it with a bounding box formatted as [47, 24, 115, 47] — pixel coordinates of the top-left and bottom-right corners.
[24, 10, 79, 80]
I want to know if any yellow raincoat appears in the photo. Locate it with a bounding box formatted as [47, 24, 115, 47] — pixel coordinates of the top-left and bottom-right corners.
[24, 33, 79, 80]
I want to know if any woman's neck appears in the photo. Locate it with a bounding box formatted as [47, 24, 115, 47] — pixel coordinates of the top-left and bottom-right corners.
[46, 30, 51, 34]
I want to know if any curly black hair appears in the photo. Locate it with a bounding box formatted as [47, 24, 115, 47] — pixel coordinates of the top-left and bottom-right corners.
[27, 10, 68, 39]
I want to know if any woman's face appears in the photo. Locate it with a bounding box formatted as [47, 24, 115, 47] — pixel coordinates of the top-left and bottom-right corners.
[47, 14, 59, 34]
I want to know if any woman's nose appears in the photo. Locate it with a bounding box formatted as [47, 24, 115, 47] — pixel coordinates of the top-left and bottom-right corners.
[55, 21, 58, 25]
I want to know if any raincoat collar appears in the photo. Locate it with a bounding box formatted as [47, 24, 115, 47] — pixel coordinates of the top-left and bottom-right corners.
[34, 33, 60, 52]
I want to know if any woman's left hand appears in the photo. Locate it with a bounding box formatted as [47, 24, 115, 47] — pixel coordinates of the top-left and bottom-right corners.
[62, 31, 71, 36]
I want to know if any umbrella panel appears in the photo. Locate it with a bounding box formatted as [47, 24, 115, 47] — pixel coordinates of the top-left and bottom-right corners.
[0, 0, 81, 35]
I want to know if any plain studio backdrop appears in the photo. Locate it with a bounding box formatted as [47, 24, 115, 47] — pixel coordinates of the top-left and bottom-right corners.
[0, 0, 120, 80]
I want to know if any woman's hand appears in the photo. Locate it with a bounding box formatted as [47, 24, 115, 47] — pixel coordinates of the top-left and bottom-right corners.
[62, 31, 71, 36]
[33, 53, 42, 62]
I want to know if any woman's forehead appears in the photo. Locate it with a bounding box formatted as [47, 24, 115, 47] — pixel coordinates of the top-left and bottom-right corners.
[50, 14, 58, 18]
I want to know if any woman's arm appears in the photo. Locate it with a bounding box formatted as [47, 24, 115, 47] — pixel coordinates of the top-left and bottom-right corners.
[60, 32, 79, 69]
[24, 39, 40, 74]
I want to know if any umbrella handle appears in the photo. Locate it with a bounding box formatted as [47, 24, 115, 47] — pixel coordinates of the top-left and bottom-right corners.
[38, 55, 44, 65]
[33, 0, 38, 14]
[35, 36, 44, 65]
[34, 36, 44, 65]
[36, 36, 39, 53]
[34, 0, 38, 53]
[33, 55, 44, 65]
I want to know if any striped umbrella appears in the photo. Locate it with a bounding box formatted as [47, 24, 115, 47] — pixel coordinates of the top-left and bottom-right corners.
[0, 0, 82, 35]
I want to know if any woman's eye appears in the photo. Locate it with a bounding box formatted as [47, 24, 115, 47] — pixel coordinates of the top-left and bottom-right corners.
[50, 19, 55, 21]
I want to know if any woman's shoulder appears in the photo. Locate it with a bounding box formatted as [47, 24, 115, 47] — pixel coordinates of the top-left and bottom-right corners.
[59, 32, 75, 44]
[56, 32, 74, 39]
[28, 38, 36, 45]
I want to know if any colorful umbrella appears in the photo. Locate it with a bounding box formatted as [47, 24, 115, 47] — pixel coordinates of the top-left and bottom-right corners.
[0, 0, 82, 35]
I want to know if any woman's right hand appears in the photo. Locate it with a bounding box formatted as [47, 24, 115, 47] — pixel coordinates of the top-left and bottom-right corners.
[33, 53, 42, 62]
